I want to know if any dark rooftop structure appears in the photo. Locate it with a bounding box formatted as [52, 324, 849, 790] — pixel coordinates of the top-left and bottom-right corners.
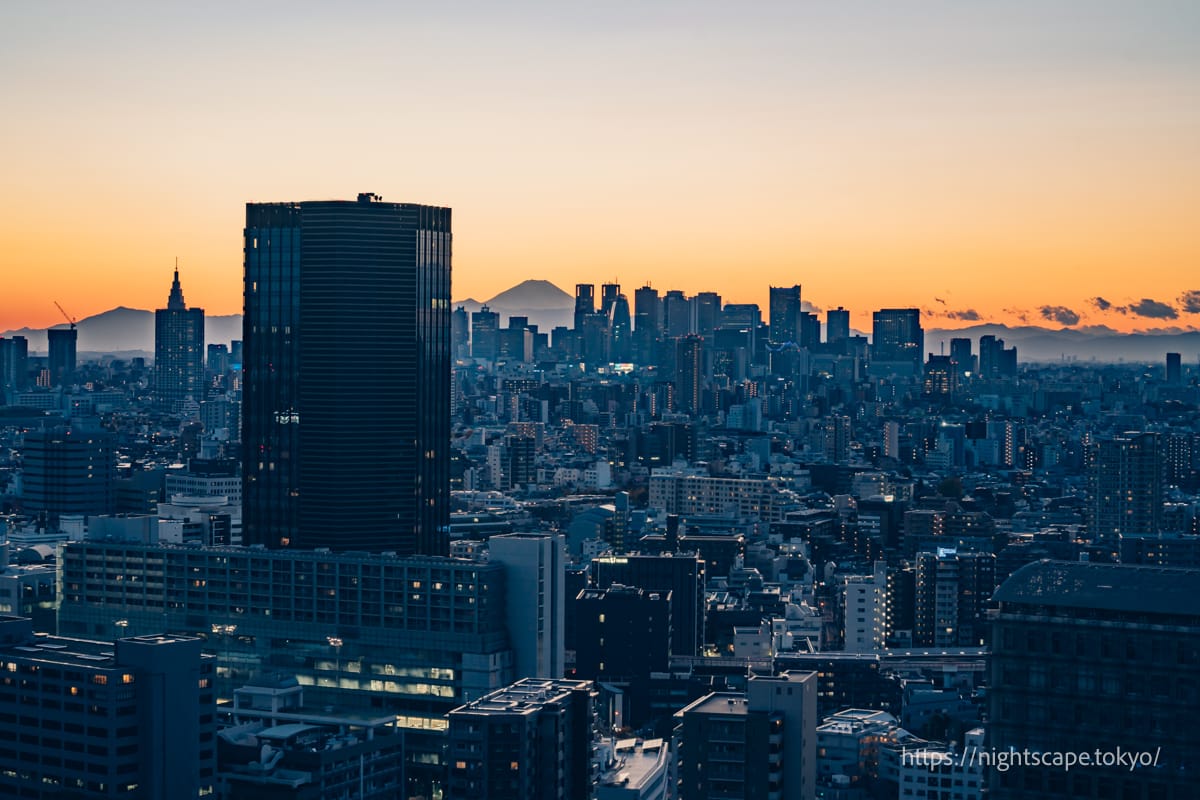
[993, 559, 1200, 618]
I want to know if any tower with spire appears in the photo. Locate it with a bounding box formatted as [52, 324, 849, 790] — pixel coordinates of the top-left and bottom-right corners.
[154, 264, 205, 412]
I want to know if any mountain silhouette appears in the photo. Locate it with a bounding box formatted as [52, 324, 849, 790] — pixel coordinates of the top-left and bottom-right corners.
[1, 307, 243, 356]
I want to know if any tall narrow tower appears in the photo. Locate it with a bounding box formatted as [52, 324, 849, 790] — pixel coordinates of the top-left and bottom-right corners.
[154, 267, 205, 411]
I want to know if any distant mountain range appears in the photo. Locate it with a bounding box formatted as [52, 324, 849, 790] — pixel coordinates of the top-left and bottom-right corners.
[3, 282, 1197, 363]
[925, 324, 1200, 364]
[0, 307, 242, 357]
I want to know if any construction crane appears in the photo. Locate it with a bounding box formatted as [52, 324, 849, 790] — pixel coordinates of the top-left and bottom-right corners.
[54, 301, 76, 330]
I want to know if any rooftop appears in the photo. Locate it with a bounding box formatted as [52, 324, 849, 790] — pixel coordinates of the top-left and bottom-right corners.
[993, 559, 1200, 616]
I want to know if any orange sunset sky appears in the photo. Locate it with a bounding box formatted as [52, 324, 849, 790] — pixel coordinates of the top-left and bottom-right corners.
[2, 2, 1198, 334]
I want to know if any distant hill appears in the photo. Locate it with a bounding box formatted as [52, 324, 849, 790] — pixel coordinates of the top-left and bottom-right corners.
[927, 324, 1200, 364]
[1, 307, 243, 356]
[455, 279, 575, 333]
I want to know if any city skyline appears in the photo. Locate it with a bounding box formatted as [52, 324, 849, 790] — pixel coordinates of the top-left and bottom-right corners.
[3, 3, 1199, 334]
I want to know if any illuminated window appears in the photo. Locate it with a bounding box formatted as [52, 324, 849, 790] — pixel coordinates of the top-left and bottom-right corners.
[455, 761, 467, 770]
[92, 675, 107, 685]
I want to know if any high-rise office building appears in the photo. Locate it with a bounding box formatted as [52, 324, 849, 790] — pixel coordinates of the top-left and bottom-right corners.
[591, 553, 706, 658]
[242, 193, 450, 554]
[691, 291, 721, 342]
[990, 561, 1200, 799]
[471, 305, 500, 361]
[1166, 351, 1182, 384]
[608, 292, 632, 362]
[574, 283, 596, 331]
[0, 616, 217, 799]
[663, 290, 691, 338]
[448, 678, 595, 800]
[20, 426, 115, 522]
[154, 268, 205, 410]
[0, 335, 29, 398]
[826, 306, 850, 345]
[1089, 432, 1163, 545]
[47, 326, 77, 387]
[673, 672, 817, 800]
[769, 285, 802, 345]
[870, 309, 923, 371]
[978, 334, 1018, 378]
[914, 549, 995, 647]
[674, 334, 704, 414]
[633, 285, 661, 363]
[949, 336, 974, 375]
[452, 304, 470, 358]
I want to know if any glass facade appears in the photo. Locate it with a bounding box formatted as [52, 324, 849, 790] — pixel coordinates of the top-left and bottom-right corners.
[242, 195, 451, 554]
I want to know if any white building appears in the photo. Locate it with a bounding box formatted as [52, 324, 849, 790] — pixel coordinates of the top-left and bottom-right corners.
[886, 727, 985, 800]
[487, 533, 565, 680]
[842, 562, 887, 653]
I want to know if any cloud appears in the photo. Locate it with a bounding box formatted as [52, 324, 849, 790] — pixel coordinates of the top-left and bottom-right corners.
[1003, 307, 1031, 323]
[933, 297, 947, 306]
[1180, 290, 1200, 314]
[801, 301, 822, 314]
[944, 308, 981, 321]
[1089, 297, 1112, 311]
[1039, 305, 1080, 326]
[1123, 298, 1178, 319]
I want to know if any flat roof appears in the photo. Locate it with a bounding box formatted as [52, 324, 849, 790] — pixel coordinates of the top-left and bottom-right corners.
[993, 560, 1200, 616]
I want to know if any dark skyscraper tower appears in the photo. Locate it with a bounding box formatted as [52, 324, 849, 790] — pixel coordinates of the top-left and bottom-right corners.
[608, 292, 632, 362]
[825, 306, 850, 344]
[243, 193, 451, 555]
[663, 290, 691, 338]
[675, 334, 703, 414]
[573, 283, 595, 331]
[0, 335, 29, 398]
[870, 308, 923, 371]
[769, 285, 801, 344]
[949, 336, 974, 375]
[1089, 431, 1163, 546]
[1166, 352, 1182, 384]
[154, 268, 205, 410]
[47, 327, 77, 387]
[471, 305, 500, 361]
[633, 285, 660, 363]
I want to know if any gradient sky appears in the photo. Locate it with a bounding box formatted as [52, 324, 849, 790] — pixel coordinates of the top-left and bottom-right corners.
[2, 1, 1198, 334]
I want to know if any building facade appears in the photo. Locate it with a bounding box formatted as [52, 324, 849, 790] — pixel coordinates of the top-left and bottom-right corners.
[242, 193, 451, 554]
[0, 616, 216, 799]
[154, 268, 205, 411]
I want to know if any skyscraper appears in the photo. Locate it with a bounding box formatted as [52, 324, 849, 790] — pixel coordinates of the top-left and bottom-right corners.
[0, 335, 29, 398]
[675, 334, 703, 414]
[633, 285, 661, 364]
[471, 305, 500, 361]
[574, 283, 595, 331]
[769, 285, 802, 344]
[870, 308, 923, 371]
[154, 268, 205, 410]
[47, 326, 77, 387]
[20, 426, 116, 522]
[1166, 351, 1182, 384]
[826, 306, 850, 345]
[989, 561, 1199, 799]
[1089, 431, 1163, 545]
[242, 193, 451, 555]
